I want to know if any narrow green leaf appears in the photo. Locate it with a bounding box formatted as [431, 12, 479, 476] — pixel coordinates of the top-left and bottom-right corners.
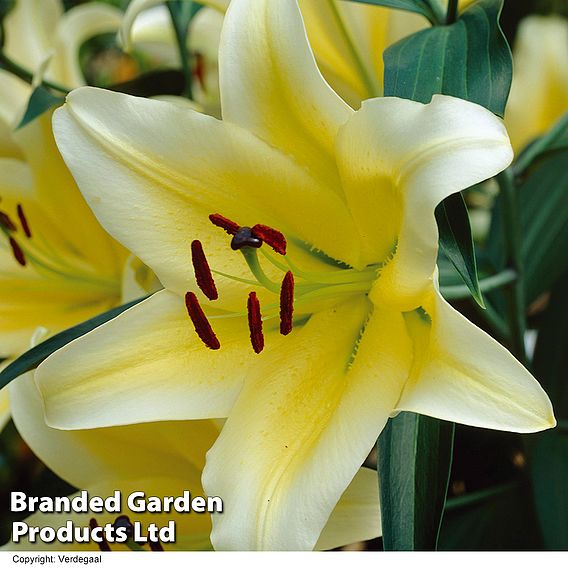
[436, 193, 485, 307]
[16, 86, 65, 130]
[348, 0, 444, 25]
[384, 0, 512, 117]
[0, 296, 148, 389]
[488, 150, 568, 305]
[378, 413, 455, 550]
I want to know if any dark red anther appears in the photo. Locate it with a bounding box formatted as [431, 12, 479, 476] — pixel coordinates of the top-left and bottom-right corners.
[185, 291, 220, 350]
[279, 271, 294, 335]
[17, 204, 32, 238]
[209, 213, 240, 236]
[149, 540, 165, 552]
[0, 211, 17, 232]
[247, 291, 264, 353]
[191, 240, 218, 300]
[251, 224, 287, 255]
[89, 518, 111, 552]
[9, 237, 26, 266]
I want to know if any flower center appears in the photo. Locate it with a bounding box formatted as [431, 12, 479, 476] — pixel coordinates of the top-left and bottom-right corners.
[184, 213, 378, 353]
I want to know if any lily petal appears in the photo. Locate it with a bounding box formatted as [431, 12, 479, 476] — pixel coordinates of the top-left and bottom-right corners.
[3, 0, 63, 74]
[0, 71, 29, 159]
[10, 369, 219, 489]
[52, 88, 360, 295]
[203, 297, 411, 550]
[36, 289, 260, 429]
[337, 95, 513, 308]
[315, 467, 381, 551]
[220, 0, 352, 191]
[396, 286, 556, 432]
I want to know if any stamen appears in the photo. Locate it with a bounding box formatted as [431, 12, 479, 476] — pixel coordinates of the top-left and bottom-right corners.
[231, 227, 262, 251]
[17, 204, 32, 238]
[149, 540, 165, 552]
[209, 213, 240, 235]
[280, 271, 294, 335]
[89, 518, 111, 552]
[0, 211, 17, 232]
[247, 291, 264, 353]
[9, 237, 26, 266]
[252, 224, 287, 255]
[185, 291, 220, 350]
[191, 240, 218, 300]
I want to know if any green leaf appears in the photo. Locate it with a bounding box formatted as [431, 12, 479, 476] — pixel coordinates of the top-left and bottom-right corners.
[348, 0, 444, 25]
[488, 150, 568, 305]
[16, 86, 65, 130]
[439, 480, 543, 550]
[0, 296, 148, 390]
[436, 193, 484, 307]
[527, 273, 568, 549]
[383, 0, 512, 117]
[378, 413, 455, 550]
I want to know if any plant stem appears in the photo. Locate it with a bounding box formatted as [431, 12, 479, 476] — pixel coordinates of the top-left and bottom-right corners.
[167, 1, 193, 99]
[0, 51, 69, 93]
[441, 268, 517, 299]
[446, 0, 459, 24]
[496, 168, 527, 364]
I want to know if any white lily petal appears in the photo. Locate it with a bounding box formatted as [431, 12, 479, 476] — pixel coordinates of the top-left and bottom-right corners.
[204, 297, 411, 550]
[337, 95, 513, 309]
[315, 467, 381, 551]
[120, 0, 170, 52]
[10, 368, 219, 489]
[4, 0, 62, 73]
[0, 384, 10, 431]
[36, 289, 258, 429]
[397, 286, 556, 432]
[220, 0, 352, 191]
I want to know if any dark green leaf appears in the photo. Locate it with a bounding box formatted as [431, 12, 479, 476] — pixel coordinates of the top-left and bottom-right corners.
[488, 150, 568, 305]
[439, 480, 542, 550]
[16, 86, 65, 129]
[0, 296, 148, 389]
[348, 0, 444, 25]
[436, 193, 484, 307]
[378, 413, 455, 550]
[527, 273, 568, 549]
[383, 0, 512, 117]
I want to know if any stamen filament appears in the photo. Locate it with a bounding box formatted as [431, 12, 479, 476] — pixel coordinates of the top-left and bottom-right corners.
[247, 291, 264, 353]
[240, 248, 280, 293]
[185, 292, 220, 350]
[191, 240, 218, 300]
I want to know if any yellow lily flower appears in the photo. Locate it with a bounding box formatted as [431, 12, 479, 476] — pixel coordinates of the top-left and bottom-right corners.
[505, 15, 568, 153]
[44, 0, 554, 550]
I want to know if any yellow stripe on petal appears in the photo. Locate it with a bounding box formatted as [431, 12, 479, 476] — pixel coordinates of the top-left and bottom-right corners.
[204, 297, 410, 550]
[220, 0, 353, 192]
[396, 286, 556, 432]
